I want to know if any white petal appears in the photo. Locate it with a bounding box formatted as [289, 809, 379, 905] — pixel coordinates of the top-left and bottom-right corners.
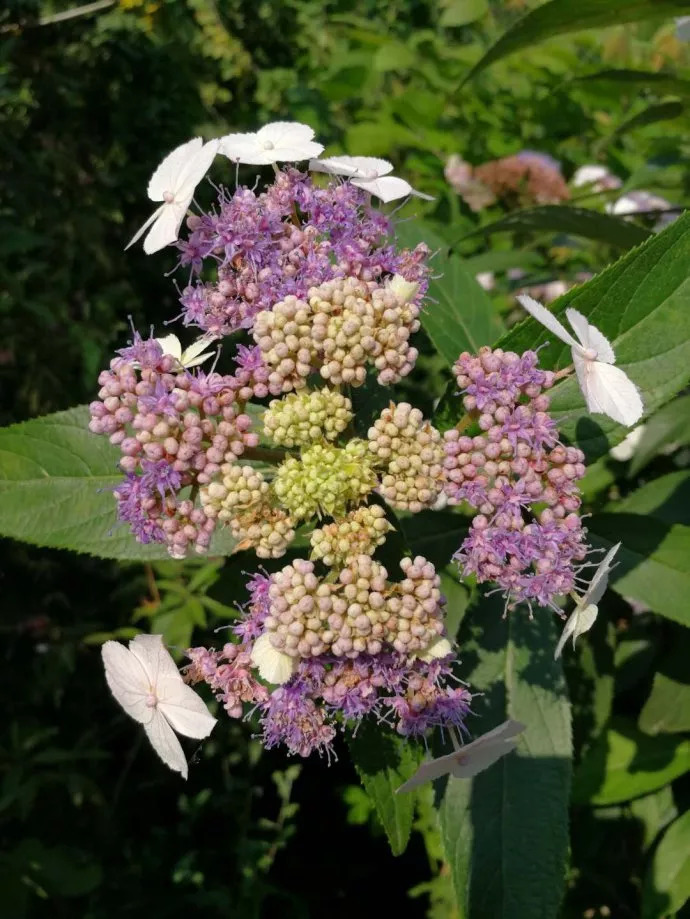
[125, 204, 165, 251]
[250, 633, 296, 684]
[396, 720, 525, 793]
[610, 426, 645, 461]
[572, 165, 610, 187]
[310, 155, 393, 179]
[516, 294, 579, 350]
[157, 681, 217, 739]
[554, 612, 579, 660]
[351, 175, 414, 202]
[180, 336, 217, 368]
[174, 138, 219, 202]
[143, 710, 189, 779]
[129, 634, 182, 687]
[221, 122, 323, 165]
[102, 641, 153, 725]
[418, 637, 452, 662]
[555, 604, 599, 659]
[147, 137, 203, 201]
[156, 334, 183, 361]
[388, 274, 419, 304]
[143, 202, 189, 254]
[582, 543, 620, 608]
[219, 132, 263, 163]
[565, 308, 615, 363]
[581, 361, 644, 427]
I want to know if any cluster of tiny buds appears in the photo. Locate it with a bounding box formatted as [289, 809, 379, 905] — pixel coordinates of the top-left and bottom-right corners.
[231, 505, 295, 559]
[154, 496, 217, 559]
[89, 356, 257, 485]
[273, 440, 376, 521]
[263, 388, 352, 447]
[310, 504, 392, 567]
[263, 554, 444, 660]
[368, 403, 444, 512]
[253, 274, 421, 393]
[453, 346, 554, 415]
[200, 463, 269, 522]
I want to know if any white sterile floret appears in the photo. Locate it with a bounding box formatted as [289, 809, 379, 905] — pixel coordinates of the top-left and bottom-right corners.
[156, 333, 217, 369]
[219, 121, 324, 165]
[101, 634, 217, 779]
[517, 294, 644, 427]
[309, 155, 434, 203]
[388, 274, 420, 304]
[396, 720, 525, 793]
[554, 543, 620, 659]
[609, 425, 645, 462]
[126, 137, 219, 255]
[418, 636, 453, 662]
[250, 632, 297, 684]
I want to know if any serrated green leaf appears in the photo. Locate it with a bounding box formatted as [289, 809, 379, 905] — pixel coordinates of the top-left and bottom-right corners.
[470, 211, 690, 461]
[0, 406, 237, 561]
[642, 810, 690, 918]
[573, 721, 690, 805]
[588, 513, 690, 627]
[629, 395, 690, 476]
[440, 602, 571, 919]
[630, 786, 678, 852]
[348, 720, 423, 856]
[455, 205, 652, 250]
[462, 0, 690, 84]
[396, 221, 500, 365]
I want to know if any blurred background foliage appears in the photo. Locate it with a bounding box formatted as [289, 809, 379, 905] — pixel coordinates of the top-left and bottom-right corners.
[2, 0, 690, 916]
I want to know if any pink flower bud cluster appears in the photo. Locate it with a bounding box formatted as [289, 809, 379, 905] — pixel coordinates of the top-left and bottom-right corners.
[177, 169, 430, 337]
[263, 555, 445, 659]
[186, 572, 469, 759]
[446, 347, 588, 610]
[88, 331, 258, 556]
[253, 275, 421, 392]
[368, 403, 444, 511]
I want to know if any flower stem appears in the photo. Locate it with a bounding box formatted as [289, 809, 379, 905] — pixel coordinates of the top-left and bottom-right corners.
[243, 445, 289, 464]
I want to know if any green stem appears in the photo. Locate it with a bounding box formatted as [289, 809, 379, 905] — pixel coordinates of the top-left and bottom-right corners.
[243, 445, 289, 464]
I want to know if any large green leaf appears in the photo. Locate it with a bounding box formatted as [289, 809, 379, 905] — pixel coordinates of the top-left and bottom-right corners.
[440, 601, 571, 919]
[639, 637, 690, 735]
[467, 211, 690, 461]
[396, 221, 500, 365]
[643, 810, 690, 918]
[348, 720, 423, 856]
[629, 394, 690, 476]
[588, 513, 690, 627]
[462, 0, 690, 84]
[0, 406, 237, 561]
[573, 721, 690, 805]
[455, 205, 652, 250]
[613, 471, 690, 526]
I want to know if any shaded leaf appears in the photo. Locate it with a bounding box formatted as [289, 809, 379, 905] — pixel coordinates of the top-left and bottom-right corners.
[639, 638, 690, 735]
[570, 69, 690, 97]
[573, 721, 690, 805]
[643, 810, 690, 918]
[629, 394, 690, 476]
[440, 600, 571, 918]
[609, 101, 685, 143]
[439, 0, 488, 28]
[348, 720, 423, 856]
[613, 471, 690, 527]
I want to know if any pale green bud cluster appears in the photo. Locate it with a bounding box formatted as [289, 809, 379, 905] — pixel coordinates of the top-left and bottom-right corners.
[368, 403, 444, 513]
[263, 387, 352, 447]
[263, 554, 445, 659]
[310, 504, 392, 567]
[273, 440, 376, 521]
[200, 463, 269, 521]
[252, 275, 421, 392]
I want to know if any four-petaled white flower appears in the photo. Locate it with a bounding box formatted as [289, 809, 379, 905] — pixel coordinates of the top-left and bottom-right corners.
[126, 137, 219, 256]
[220, 121, 324, 166]
[102, 634, 217, 779]
[554, 543, 621, 659]
[517, 294, 644, 427]
[396, 719, 525, 793]
[156, 333, 217, 369]
[250, 632, 297, 685]
[309, 155, 434, 203]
